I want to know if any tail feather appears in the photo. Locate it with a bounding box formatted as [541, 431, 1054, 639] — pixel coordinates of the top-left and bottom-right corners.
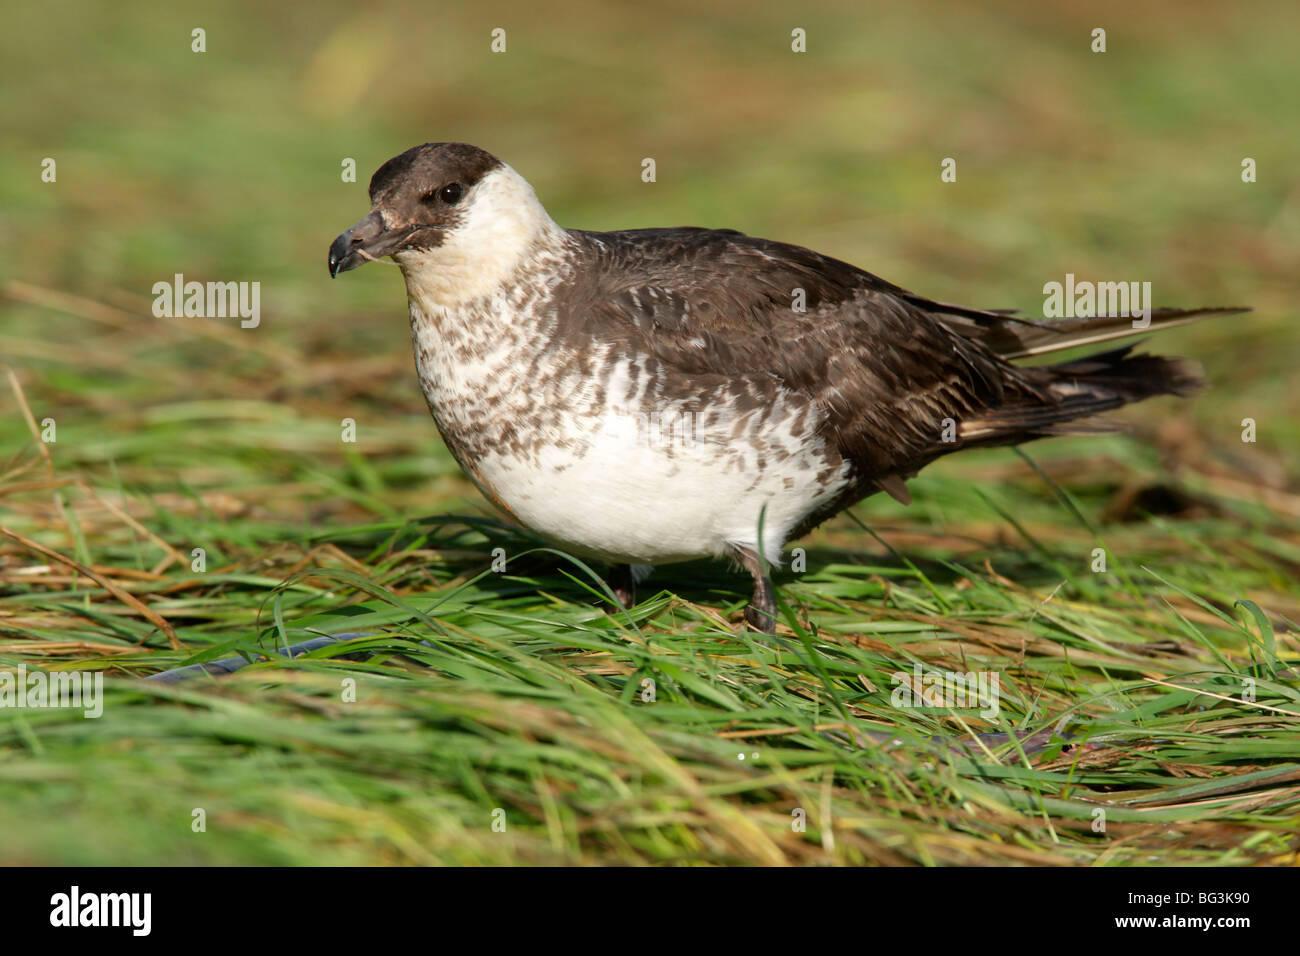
[958, 344, 1205, 446]
[1046, 344, 1205, 399]
[998, 307, 1247, 360]
[881, 296, 1246, 496]
[930, 304, 1249, 360]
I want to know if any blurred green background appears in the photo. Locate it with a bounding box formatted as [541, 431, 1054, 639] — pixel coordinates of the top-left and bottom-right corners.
[3, 3, 1295, 340]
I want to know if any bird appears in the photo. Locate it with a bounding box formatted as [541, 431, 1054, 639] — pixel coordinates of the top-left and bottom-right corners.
[328, 142, 1246, 634]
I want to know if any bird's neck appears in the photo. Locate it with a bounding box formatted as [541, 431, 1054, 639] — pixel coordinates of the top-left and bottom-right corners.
[403, 228, 578, 481]
[401, 218, 577, 461]
[401, 225, 574, 364]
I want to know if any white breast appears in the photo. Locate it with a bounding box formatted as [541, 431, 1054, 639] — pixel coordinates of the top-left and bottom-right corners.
[423, 340, 850, 566]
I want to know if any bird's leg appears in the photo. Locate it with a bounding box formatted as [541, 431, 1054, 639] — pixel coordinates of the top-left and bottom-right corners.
[607, 563, 636, 610]
[733, 547, 777, 634]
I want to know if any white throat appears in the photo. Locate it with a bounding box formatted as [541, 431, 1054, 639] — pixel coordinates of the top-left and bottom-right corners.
[395, 164, 564, 309]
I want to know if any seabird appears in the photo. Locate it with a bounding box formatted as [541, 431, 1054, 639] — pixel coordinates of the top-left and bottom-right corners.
[329, 142, 1246, 633]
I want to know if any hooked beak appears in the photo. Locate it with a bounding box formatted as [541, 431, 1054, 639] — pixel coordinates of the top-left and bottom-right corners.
[328, 210, 409, 277]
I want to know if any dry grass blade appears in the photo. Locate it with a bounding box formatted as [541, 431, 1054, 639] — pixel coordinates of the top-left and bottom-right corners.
[0, 527, 181, 650]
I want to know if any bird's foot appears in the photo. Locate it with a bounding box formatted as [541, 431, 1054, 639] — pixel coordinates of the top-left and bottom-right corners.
[743, 599, 777, 634]
[607, 563, 636, 610]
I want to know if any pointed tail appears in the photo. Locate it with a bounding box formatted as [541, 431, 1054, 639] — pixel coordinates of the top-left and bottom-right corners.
[927, 303, 1250, 360]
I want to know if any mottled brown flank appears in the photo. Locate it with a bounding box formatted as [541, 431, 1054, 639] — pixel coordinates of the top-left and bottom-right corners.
[408, 219, 1212, 542]
[535, 227, 1206, 537]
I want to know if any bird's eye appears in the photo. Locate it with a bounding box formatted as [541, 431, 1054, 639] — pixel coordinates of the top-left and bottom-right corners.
[420, 183, 464, 205]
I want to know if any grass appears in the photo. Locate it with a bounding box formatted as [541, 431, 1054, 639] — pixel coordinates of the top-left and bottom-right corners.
[1, 0, 1298, 865]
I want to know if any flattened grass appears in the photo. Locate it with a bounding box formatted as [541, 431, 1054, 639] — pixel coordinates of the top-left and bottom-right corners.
[2, 407, 1298, 864]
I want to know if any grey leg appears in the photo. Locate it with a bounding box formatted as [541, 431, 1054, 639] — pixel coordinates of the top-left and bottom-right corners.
[143, 632, 376, 683]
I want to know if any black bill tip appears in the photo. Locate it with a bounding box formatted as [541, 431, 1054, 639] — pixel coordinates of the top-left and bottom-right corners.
[328, 209, 388, 279]
[328, 231, 352, 278]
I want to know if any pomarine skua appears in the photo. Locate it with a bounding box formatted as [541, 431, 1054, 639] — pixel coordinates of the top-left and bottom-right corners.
[329, 142, 1246, 634]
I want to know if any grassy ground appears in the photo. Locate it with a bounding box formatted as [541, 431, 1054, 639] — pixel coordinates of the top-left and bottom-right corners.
[1, 0, 1298, 864]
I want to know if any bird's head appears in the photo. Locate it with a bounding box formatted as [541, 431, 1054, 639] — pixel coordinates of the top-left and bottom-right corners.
[329, 143, 559, 304]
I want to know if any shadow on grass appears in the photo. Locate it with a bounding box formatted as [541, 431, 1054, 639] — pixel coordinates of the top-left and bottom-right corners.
[369, 512, 1076, 623]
